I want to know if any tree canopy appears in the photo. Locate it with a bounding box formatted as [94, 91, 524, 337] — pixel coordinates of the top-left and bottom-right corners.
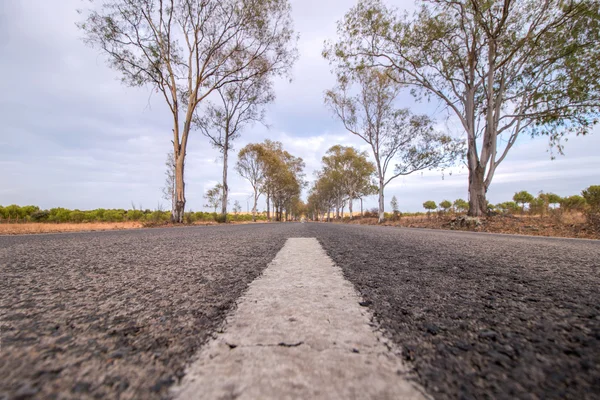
[325, 0, 600, 216]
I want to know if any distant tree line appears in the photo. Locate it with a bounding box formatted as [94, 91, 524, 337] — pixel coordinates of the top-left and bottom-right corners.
[419, 185, 600, 218]
[0, 205, 267, 224]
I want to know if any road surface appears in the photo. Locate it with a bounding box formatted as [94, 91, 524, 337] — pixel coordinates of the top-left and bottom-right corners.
[1, 223, 598, 399]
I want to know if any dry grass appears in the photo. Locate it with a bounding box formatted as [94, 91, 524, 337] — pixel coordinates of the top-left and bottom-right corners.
[0, 222, 143, 235]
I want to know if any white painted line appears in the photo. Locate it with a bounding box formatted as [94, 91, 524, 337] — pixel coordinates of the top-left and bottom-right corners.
[172, 237, 428, 400]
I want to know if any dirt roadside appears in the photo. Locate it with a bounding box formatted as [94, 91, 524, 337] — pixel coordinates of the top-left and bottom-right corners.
[342, 213, 599, 240]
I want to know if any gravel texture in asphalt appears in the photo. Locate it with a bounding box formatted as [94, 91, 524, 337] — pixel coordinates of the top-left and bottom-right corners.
[0, 225, 303, 400]
[308, 224, 600, 400]
[2, 223, 599, 400]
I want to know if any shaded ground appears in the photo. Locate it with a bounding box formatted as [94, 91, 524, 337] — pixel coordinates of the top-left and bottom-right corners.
[345, 212, 598, 240]
[0, 225, 301, 400]
[309, 224, 600, 400]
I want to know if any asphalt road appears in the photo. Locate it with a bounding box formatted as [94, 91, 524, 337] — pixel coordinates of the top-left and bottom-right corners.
[1, 223, 599, 399]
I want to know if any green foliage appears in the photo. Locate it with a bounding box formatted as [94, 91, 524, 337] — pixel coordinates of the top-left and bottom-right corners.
[529, 197, 547, 216]
[582, 185, 600, 211]
[204, 183, 224, 213]
[453, 199, 468, 213]
[423, 200, 437, 211]
[127, 209, 145, 221]
[513, 191, 535, 211]
[30, 210, 50, 222]
[325, 0, 600, 217]
[439, 200, 452, 212]
[496, 201, 520, 214]
[560, 195, 587, 212]
[69, 210, 85, 223]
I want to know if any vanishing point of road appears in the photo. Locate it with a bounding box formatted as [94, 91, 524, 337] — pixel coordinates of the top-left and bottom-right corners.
[1, 223, 598, 399]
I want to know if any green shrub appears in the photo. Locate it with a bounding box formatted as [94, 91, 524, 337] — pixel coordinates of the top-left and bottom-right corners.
[127, 210, 145, 221]
[103, 210, 125, 222]
[30, 210, 50, 222]
[582, 185, 600, 211]
[560, 195, 586, 212]
[439, 200, 452, 213]
[48, 208, 71, 223]
[423, 201, 437, 211]
[69, 210, 85, 223]
[497, 201, 519, 214]
[513, 191, 534, 213]
[184, 212, 197, 224]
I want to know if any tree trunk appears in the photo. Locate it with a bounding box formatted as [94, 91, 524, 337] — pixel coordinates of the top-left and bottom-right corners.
[378, 179, 385, 223]
[360, 198, 363, 217]
[468, 166, 487, 217]
[349, 199, 353, 219]
[252, 190, 258, 222]
[173, 153, 186, 223]
[266, 193, 270, 221]
[221, 140, 229, 219]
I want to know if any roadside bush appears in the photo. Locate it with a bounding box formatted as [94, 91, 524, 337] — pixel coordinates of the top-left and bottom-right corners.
[513, 191, 534, 213]
[127, 209, 145, 221]
[453, 199, 468, 213]
[363, 208, 379, 218]
[184, 212, 197, 224]
[496, 201, 519, 214]
[30, 210, 50, 222]
[103, 210, 125, 222]
[560, 195, 586, 212]
[582, 185, 600, 233]
[69, 210, 85, 223]
[48, 208, 72, 223]
[582, 185, 600, 211]
[439, 200, 452, 213]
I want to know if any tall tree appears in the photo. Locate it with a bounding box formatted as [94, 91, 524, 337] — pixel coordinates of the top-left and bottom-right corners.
[307, 174, 338, 222]
[196, 73, 274, 219]
[79, 0, 297, 222]
[320, 145, 376, 218]
[236, 143, 266, 221]
[325, 68, 463, 223]
[325, 0, 600, 216]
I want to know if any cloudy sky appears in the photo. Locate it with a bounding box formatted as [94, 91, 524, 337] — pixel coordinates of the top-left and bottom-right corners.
[1, 0, 598, 213]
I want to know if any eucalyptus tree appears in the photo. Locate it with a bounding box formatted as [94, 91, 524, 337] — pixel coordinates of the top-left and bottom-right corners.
[307, 174, 338, 221]
[325, 68, 463, 223]
[325, 0, 600, 216]
[79, 0, 297, 222]
[254, 140, 305, 221]
[235, 143, 266, 221]
[269, 149, 305, 221]
[321, 145, 376, 218]
[204, 183, 224, 213]
[196, 73, 274, 219]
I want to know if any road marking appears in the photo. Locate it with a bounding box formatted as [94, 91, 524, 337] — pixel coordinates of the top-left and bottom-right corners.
[172, 238, 428, 400]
